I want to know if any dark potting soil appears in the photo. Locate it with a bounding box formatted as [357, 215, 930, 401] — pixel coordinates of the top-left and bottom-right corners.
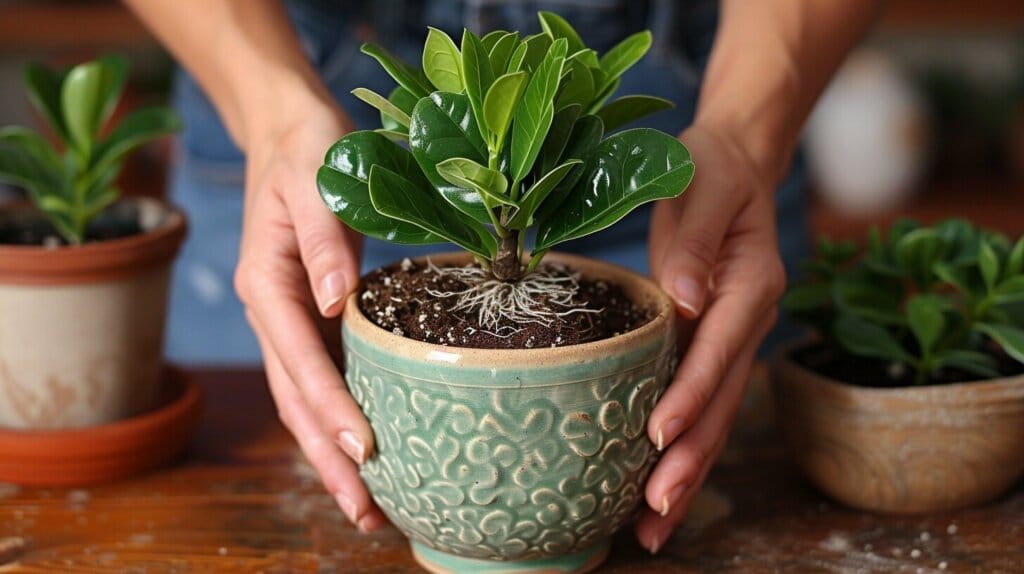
[794, 342, 1024, 388]
[0, 216, 142, 246]
[359, 259, 654, 349]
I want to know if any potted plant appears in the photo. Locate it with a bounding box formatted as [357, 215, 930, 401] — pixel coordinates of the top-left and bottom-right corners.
[774, 219, 1024, 514]
[317, 12, 692, 573]
[0, 56, 186, 431]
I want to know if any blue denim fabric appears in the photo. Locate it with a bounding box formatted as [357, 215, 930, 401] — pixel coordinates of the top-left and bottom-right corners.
[166, 0, 807, 364]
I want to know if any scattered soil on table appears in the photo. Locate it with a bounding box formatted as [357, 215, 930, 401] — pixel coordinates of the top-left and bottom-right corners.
[795, 342, 1024, 387]
[359, 259, 653, 349]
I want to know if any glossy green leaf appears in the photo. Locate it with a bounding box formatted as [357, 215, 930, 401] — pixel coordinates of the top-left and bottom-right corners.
[569, 48, 600, 69]
[835, 314, 912, 363]
[461, 30, 495, 143]
[487, 32, 519, 77]
[979, 239, 1000, 291]
[483, 72, 528, 153]
[408, 92, 491, 223]
[380, 87, 418, 133]
[833, 278, 906, 326]
[596, 95, 674, 131]
[533, 114, 604, 222]
[61, 61, 118, 157]
[934, 350, 1000, 379]
[598, 31, 651, 92]
[436, 157, 514, 208]
[533, 104, 580, 179]
[510, 38, 568, 183]
[536, 128, 692, 250]
[538, 11, 584, 54]
[423, 27, 465, 92]
[90, 107, 183, 183]
[555, 59, 594, 110]
[782, 283, 832, 313]
[933, 262, 983, 299]
[368, 164, 496, 259]
[994, 276, 1024, 305]
[23, 62, 69, 142]
[508, 34, 552, 74]
[588, 77, 621, 113]
[977, 323, 1024, 364]
[507, 160, 581, 229]
[895, 228, 951, 286]
[94, 55, 129, 130]
[352, 88, 411, 128]
[0, 126, 62, 174]
[361, 43, 433, 98]
[374, 129, 409, 142]
[907, 294, 946, 354]
[318, 131, 443, 245]
[1007, 237, 1024, 277]
[0, 136, 63, 194]
[481, 30, 510, 52]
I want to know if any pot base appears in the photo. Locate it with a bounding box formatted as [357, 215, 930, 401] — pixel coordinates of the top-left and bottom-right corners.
[411, 541, 609, 574]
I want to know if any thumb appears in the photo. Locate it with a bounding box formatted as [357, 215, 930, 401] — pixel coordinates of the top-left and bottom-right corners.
[291, 184, 362, 318]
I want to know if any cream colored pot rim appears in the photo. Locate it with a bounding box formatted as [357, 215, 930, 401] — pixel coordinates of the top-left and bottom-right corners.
[773, 339, 1024, 396]
[343, 251, 675, 365]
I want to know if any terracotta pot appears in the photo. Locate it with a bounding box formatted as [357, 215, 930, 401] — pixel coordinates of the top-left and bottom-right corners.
[342, 253, 677, 574]
[771, 343, 1024, 514]
[0, 198, 186, 429]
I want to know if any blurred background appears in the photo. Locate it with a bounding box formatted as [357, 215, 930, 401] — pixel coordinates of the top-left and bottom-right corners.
[0, 0, 1022, 241]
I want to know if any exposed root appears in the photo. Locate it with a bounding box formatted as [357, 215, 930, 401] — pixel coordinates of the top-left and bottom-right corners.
[424, 260, 603, 332]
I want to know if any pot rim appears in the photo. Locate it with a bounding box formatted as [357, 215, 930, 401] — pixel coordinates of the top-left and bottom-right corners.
[772, 338, 1024, 397]
[343, 251, 675, 366]
[0, 197, 187, 285]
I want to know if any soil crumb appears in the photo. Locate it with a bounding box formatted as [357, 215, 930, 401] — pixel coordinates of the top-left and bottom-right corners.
[359, 259, 653, 349]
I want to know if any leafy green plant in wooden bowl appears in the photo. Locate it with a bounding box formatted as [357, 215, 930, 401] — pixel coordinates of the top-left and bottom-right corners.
[773, 219, 1024, 514]
[318, 12, 691, 573]
[0, 56, 189, 438]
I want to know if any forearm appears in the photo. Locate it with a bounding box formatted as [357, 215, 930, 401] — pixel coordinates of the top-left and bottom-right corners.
[122, 0, 336, 150]
[693, 0, 883, 186]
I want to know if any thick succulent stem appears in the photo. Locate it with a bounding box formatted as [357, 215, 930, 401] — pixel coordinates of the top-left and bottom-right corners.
[492, 231, 522, 282]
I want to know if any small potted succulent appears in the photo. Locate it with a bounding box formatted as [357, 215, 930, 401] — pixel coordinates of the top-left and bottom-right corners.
[317, 12, 691, 573]
[0, 56, 186, 430]
[774, 219, 1024, 514]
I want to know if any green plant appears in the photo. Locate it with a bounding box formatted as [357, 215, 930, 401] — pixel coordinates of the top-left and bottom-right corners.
[317, 12, 694, 283]
[785, 219, 1024, 385]
[0, 56, 182, 244]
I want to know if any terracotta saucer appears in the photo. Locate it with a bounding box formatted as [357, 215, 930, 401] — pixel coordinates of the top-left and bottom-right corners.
[0, 367, 203, 486]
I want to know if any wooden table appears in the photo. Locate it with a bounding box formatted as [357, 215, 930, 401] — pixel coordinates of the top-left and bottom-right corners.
[1, 369, 1021, 573]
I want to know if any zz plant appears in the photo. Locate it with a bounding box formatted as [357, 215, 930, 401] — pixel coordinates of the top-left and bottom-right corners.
[0, 56, 182, 244]
[785, 219, 1024, 385]
[317, 12, 694, 283]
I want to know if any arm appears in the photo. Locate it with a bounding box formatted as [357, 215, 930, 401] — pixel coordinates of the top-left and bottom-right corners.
[639, 0, 881, 552]
[122, 0, 385, 531]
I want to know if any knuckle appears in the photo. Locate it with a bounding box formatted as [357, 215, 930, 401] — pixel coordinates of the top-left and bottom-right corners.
[298, 227, 340, 269]
[763, 260, 787, 301]
[234, 262, 255, 305]
[676, 229, 719, 271]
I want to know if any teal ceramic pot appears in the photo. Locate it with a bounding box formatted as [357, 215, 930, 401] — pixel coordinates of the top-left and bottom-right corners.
[342, 253, 677, 574]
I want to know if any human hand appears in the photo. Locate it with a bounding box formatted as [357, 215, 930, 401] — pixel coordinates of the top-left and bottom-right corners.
[638, 124, 787, 552]
[233, 95, 388, 532]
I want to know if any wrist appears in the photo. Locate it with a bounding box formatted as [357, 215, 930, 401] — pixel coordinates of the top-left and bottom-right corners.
[233, 69, 341, 151]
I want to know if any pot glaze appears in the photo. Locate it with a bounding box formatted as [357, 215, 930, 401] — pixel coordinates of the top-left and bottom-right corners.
[342, 253, 677, 574]
[772, 343, 1024, 514]
[0, 198, 186, 429]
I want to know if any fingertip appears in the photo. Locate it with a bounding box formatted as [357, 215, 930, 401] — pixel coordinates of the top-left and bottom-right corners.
[357, 511, 389, 533]
[667, 276, 704, 319]
[318, 270, 350, 317]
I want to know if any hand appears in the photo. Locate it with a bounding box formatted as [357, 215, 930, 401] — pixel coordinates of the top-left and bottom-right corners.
[233, 95, 388, 532]
[638, 124, 787, 552]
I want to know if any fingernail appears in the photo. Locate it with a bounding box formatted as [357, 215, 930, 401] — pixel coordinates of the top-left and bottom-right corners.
[661, 484, 685, 517]
[671, 277, 703, 317]
[356, 515, 375, 533]
[320, 271, 348, 315]
[649, 533, 662, 555]
[656, 417, 686, 452]
[338, 430, 368, 464]
[335, 492, 358, 523]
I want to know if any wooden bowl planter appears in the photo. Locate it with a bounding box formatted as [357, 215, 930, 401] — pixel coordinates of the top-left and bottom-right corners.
[771, 343, 1024, 514]
[0, 198, 187, 430]
[343, 253, 677, 574]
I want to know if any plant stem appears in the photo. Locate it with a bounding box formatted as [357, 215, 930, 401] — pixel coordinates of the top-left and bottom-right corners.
[492, 231, 522, 282]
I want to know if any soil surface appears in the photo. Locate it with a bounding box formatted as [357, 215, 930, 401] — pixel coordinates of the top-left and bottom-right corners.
[0, 217, 141, 246]
[795, 342, 1024, 388]
[359, 259, 654, 349]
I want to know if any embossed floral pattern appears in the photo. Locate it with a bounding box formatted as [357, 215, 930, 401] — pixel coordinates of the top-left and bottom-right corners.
[345, 343, 675, 562]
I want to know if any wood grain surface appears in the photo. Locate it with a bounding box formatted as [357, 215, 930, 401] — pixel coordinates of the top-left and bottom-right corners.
[1, 368, 1022, 573]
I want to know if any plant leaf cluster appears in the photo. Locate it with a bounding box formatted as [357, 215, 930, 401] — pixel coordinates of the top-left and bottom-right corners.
[0, 56, 182, 245]
[784, 219, 1024, 385]
[318, 12, 693, 280]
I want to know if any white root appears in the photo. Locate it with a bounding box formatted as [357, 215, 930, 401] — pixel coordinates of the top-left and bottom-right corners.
[423, 260, 602, 332]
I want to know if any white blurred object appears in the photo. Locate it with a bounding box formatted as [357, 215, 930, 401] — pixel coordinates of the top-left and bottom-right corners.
[805, 50, 930, 216]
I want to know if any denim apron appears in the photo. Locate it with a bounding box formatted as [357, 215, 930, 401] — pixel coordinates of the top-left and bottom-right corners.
[167, 0, 807, 364]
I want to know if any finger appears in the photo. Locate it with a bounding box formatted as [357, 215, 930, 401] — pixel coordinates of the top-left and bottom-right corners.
[287, 173, 362, 318]
[636, 318, 768, 552]
[649, 220, 784, 450]
[253, 320, 387, 531]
